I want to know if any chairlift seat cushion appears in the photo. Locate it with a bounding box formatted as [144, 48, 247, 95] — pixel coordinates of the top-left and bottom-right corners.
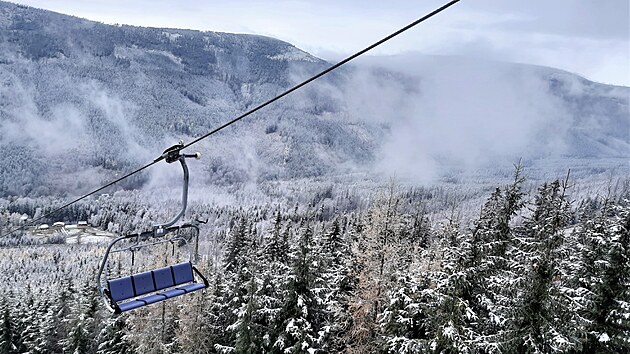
[160, 288, 186, 299]
[118, 300, 145, 312]
[109, 277, 135, 302]
[132, 271, 155, 296]
[177, 283, 206, 293]
[139, 294, 167, 305]
[153, 266, 175, 290]
[172, 262, 195, 285]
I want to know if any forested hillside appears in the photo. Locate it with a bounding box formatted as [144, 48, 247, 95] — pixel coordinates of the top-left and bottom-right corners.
[0, 170, 628, 353]
[0, 1, 628, 198]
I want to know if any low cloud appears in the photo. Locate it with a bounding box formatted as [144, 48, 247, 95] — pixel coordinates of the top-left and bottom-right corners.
[343, 54, 573, 180]
[0, 71, 86, 155]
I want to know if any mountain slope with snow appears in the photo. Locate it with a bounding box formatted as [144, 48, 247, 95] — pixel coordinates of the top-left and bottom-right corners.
[0, 1, 627, 197]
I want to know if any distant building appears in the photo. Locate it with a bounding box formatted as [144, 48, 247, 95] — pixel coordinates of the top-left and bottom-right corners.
[53, 222, 65, 228]
[39, 224, 49, 230]
[78, 221, 89, 228]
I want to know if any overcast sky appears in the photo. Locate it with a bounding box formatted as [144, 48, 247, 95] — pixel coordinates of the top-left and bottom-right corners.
[12, 0, 630, 86]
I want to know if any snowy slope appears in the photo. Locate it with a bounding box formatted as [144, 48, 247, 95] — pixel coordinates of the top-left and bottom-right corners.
[0, 1, 627, 197]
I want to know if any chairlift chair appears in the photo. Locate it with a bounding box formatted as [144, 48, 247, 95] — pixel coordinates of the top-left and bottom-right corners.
[97, 143, 209, 314]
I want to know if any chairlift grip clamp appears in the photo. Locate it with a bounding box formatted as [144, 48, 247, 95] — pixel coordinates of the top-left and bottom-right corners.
[157, 141, 201, 164]
[158, 141, 184, 163]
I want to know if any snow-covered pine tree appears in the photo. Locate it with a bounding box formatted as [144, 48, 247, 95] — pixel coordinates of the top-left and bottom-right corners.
[97, 315, 136, 354]
[8, 293, 29, 354]
[48, 277, 75, 353]
[465, 165, 526, 351]
[319, 217, 354, 352]
[256, 211, 291, 352]
[507, 179, 578, 353]
[265, 210, 289, 264]
[38, 298, 62, 354]
[204, 273, 236, 353]
[217, 216, 257, 352]
[24, 298, 51, 354]
[224, 216, 254, 282]
[61, 282, 92, 354]
[233, 276, 264, 354]
[429, 219, 479, 353]
[601, 201, 630, 351]
[573, 199, 630, 352]
[18, 289, 42, 354]
[379, 261, 439, 354]
[0, 297, 14, 354]
[63, 314, 91, 354]
[274, 222, 325, 354]
[76, 278, 103, 353]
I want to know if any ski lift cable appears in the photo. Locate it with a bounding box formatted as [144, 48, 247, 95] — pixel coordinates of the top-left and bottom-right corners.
[0, 0, 460, 239]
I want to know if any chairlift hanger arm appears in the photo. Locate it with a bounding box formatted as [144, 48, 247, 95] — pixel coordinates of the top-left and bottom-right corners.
[153, 142, 201, 231]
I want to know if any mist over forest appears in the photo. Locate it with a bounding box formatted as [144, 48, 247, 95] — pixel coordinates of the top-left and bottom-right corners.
[0, 1, 629, 354]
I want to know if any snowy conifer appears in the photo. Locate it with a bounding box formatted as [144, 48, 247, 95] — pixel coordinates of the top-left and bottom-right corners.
[97, 315, 136, 354]
[319, 218, 354, 352]
[0, 298, 14, 354]
[573, 200, 630, 352]
[274, 223, 325, 354]
[507, 179, 578, 353]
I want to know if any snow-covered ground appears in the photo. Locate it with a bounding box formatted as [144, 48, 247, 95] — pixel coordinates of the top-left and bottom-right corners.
[65, 234, 112, 244]
[63, 226, 114, 244]
[26, 225, 115, 244]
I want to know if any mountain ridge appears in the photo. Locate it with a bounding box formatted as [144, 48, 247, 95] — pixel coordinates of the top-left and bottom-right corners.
[0, 1, 627, 197]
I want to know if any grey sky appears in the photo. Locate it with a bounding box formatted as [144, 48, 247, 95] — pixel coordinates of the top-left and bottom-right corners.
[12, 0, 630, 85]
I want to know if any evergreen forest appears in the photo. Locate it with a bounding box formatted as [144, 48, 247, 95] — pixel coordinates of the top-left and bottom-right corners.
[0, 168, 628, 353]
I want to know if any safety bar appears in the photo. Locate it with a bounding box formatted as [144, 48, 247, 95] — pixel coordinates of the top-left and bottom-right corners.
[110, 236, 189, 254]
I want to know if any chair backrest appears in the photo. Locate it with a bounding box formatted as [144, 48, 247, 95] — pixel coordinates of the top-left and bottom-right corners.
[172, 262, 194, 284]
[108, 276, 134, 302]
[132, 271, 155, 296]
[153, 266, 175, 290]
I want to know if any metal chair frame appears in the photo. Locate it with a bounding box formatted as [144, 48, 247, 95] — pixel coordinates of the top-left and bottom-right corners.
[97, 143, 207, 313]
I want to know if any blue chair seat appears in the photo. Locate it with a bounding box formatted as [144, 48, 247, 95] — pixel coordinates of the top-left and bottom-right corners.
[153, 266, 175, 290]
[160, 288, 186, 299]
[118, 300, 145, 312]
[108, 262, 207, 313]
[178, 283, 206, 293]
[132, 271, 155, 296]
[139, 294, 167, 305]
